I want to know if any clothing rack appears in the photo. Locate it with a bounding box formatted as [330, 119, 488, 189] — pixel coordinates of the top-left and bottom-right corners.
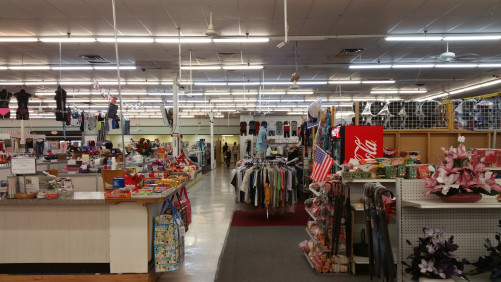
[232, 157, 299, 220]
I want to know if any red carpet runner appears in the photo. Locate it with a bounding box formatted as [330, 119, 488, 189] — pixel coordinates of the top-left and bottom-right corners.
[230, 200, 309, 226]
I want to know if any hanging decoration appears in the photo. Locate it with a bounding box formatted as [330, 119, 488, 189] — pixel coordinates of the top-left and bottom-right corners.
[93, 79, 117, 104]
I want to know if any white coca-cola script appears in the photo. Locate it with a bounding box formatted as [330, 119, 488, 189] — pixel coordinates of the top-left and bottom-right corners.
[353, 136, 378, 160]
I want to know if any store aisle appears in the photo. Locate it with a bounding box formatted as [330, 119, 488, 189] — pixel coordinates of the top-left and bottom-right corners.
[158, 168, 235, 282]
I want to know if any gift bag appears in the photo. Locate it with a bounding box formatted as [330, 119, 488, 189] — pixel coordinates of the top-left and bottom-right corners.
[154, 199, 185, 273]
[168, 193, 188, 232]
[175, 187, 191, 226]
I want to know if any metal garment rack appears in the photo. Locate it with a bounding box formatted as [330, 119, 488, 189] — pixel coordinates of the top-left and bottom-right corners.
[395, 178, 501, 281]
[241, 157, 290, 219]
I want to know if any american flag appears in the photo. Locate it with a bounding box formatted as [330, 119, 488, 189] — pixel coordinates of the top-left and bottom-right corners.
[310, 145, 334, 183]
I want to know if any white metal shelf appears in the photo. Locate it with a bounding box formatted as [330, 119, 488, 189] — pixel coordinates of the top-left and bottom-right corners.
[305, 227, 331, 253]
[303, 252, 314, 269]
[353, 249, 397, 265]
[305, 207, 318, 221]
[309, 187, 320, 197]
[402, 198, 501, 209]
[350, 203, 364, 211]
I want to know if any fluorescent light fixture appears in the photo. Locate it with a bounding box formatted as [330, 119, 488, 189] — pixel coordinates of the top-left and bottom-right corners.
[181, 66, 221, 70]
[216, 99, 234, 103]
[204, 92, 230, 96]
[230, 92, 258, 95]
[9, 66, 51, 70]
[180, 115, 195, 118]
[97, 37, 154, 43]
[418, 93, 448, 101]
[126, 81, 160, 85]
[261, 82, 292, 85]
[214, 115, 224, 118]
[261, 92, 286, 95]
[155, 38, 212, 43]
[222, 135, 234, 136]
[67, 99, 91, 103]
[444, 36, 501, 41]
[213, 37, 269, 43]
[477, 64, 501, 68]
[287, 112, 305, 115]
[349, 65, 392, 69]
[385, 36, 442, 41]
[0, 67, 7, 70]
[181, 92, 204, 96]
[116, 92, 148, 96]
[194, 82, 227, 86]
[362, 80, 395, 84]
[261, 99, 280, 102]
[97, 81, 126, 85]
[234, 99, 258, 102]
[40, 37, 96, 43]
[222, 65, 264, 70]
[0, 81, 23, 85]
[220, 110, 237, 112]
[297, 81, 327, 85]
[435, 64, 478, 68]
[25, 81, 57, 85]
[399, 90, 427, 94]
[328, 80, 361, 84]
[227, 82, 261, 86]
[286, 91, 314, 95]
[449, 79, 501, 95]
[94, 66, 136, 70]
[392, 64, 435, 68]
[0, 37, 38, 42]
[329, 98, 353, 102]
[51, 66, 93, 70]
[371, 90, 398, 94]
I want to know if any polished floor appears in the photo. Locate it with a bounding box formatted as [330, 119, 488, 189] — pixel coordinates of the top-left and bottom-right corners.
[159, 165, 236, 282]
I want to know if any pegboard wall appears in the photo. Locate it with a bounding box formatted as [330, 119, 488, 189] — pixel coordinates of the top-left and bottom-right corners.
[396, 179, 501, 281]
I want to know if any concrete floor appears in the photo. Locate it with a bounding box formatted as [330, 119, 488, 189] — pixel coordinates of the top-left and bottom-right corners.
[158, 166, 236, 282]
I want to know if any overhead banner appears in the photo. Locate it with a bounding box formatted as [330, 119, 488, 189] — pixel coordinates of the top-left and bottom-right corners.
[344, 126, 383, 161]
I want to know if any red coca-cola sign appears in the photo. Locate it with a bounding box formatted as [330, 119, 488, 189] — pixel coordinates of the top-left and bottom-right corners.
[344, 126, 383, 161]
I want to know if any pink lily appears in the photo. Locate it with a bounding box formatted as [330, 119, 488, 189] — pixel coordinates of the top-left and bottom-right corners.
[456, 170, 477, 190]
[442, 157, 462, 174]
[435, 171, 460, 195]
[456, 143, 470, 160]
[479, 171, 501, 194]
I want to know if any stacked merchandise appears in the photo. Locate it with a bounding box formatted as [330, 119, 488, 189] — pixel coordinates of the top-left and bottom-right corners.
[299, 180, 351, 274]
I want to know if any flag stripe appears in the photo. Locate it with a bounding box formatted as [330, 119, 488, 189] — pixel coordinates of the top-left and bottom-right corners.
[310, 145, 334, 182]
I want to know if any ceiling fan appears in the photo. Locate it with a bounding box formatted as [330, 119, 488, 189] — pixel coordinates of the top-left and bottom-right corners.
[435, 42, 480, 62]
[204, 11, 219, 37]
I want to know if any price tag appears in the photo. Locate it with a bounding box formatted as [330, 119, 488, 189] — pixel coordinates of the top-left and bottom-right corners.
[11, 158, 36, 174]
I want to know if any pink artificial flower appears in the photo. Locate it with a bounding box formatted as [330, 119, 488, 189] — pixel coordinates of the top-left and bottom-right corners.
[435, 171, 460, 195]
[456, 143, 469, 160]
[478, 171, 501, 194]
[455, 170, 477, 191]
[442, 157, 462, 174]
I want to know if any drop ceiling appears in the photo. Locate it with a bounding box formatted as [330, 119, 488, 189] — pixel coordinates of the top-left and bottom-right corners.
[1, 0, 501, 117]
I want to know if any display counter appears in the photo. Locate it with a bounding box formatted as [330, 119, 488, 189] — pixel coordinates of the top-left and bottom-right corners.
[0, 183, 188, 281]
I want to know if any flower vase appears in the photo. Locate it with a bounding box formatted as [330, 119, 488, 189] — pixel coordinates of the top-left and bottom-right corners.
[439, 193, 482, 203]
[418, 278, 454, 282]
